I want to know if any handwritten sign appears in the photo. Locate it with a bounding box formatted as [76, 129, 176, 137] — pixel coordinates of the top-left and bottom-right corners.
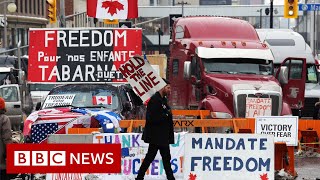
[119, 56, 167, 102]
[246, 97, 272, 117]
[43, 94, 75, 108]
[255, 116, 298, 146]
[184, 133, 274, 180]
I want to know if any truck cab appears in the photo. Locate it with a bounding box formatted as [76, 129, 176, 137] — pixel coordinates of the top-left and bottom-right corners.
[257, 29, 319, 118]
[168, 17, 306, 119]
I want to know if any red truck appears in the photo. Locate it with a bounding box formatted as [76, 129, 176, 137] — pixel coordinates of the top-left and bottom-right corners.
[167, 16, 306, 119]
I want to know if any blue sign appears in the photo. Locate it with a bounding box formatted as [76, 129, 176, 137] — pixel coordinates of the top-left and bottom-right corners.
[299, 3, 320, 11]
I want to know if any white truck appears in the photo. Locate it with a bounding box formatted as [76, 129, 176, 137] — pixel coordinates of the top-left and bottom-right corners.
[257, 29, 319, 118]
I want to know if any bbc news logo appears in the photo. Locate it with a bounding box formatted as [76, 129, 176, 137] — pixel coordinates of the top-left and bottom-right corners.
[7, 144, 121, 173]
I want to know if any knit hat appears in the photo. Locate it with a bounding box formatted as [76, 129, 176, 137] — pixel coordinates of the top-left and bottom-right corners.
[0, 97, 5, 110]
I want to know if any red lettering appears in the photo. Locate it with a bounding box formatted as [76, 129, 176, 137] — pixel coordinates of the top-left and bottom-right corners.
[36, 153, 44, 164]
[53, 153, 63, 164]
[147, 72, 160, 86]
[18, 153, 26, 164]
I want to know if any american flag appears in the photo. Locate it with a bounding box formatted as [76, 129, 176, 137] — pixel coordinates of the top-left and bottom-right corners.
[30, 114, 92, 143]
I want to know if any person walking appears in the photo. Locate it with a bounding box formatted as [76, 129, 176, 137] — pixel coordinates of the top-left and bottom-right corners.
[136, 79, 175, 180]
[0, 97, 13, 180]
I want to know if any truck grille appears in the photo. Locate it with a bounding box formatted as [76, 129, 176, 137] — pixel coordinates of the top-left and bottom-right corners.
[236, 94, 280, 117]
[301, 98, 319, 118]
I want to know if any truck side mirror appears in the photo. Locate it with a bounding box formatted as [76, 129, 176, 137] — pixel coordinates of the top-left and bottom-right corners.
[183, 61, 191, 79]
[278, 66, 289, 84]
[36, 102, 41, 111]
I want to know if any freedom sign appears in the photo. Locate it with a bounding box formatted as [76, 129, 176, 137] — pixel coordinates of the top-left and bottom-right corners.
[28, 28, 142, 83]
[184, 133, 274, 180]
[119, 56, 167, 102]
[255, 116, 299, 146]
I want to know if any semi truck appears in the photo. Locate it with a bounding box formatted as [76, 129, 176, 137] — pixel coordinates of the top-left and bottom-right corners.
[167, 16, 306, 120]
[257, 29, 320, 118]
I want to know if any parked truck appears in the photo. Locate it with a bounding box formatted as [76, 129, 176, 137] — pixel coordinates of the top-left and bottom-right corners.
[257, 29, 320, 118]
[167, 16, 306, 120]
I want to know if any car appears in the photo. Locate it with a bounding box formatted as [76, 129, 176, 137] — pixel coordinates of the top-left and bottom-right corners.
[24, 83, 145, 143]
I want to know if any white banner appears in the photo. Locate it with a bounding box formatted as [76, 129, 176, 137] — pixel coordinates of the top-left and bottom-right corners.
[119, 56, 167, 102]
[255, 116, 299, 146]
[184, 133, 274, 180]
[43, 94, 75, 108]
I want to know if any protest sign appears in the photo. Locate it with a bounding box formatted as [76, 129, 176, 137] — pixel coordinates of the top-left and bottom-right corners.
[93, 132, 185, 179]
[184, 133, 274, 180]
[255, 116, 298, 146]
[42, 94, 75, 108]
[28, 28, 142, 83]
[246, 97, 272, 117]
[119, 56, 167, 102]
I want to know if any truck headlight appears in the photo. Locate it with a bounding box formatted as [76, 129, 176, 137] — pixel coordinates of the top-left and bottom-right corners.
[211, 112, 232, 119]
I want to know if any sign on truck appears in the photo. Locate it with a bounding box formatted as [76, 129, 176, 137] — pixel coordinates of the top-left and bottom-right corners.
[28, 28, 142, 83]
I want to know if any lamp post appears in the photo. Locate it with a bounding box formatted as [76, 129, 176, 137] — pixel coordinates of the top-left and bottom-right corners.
[1, 0, 17, 49]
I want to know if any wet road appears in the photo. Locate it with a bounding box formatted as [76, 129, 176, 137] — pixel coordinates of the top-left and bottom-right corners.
[295, 156, 320, 180]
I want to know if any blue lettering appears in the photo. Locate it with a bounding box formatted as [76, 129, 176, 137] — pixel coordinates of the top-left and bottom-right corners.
[213, 157, 221, 171]
[122, 135, 131, 148]
[236, 138, 245, 150]
[215, 138, 223, 149]
[226, 138, 235, 150]
[260, 138, 267, 150]
[132, 134, 140, 147]
[104, 135, 112, 144]
[233, 157, 243, 171]
[171, 134, 180, 147]
[259, 158, 271, 171]
[248, 138, 257, 150]
[203, 156, 211, 171]
[246, 158, 258, 172]
[151, 160, 159, 175]
[171, 158, 178, 173]
[205, 138, 213, 149]
[191, 157, 202, 171]
[223, 157, 232, 171]
[132, 159, 140, 174]
[192, 138, 202, 149]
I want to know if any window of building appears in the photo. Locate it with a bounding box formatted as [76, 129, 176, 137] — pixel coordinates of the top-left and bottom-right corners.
[150, 0, 154, 6]
[29, 0, 32, 14]
[25, 0, 27, 13]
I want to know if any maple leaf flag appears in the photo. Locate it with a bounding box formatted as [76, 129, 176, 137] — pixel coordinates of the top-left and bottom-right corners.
[87, 0, 138, 19]
[92, 96, 112, 105]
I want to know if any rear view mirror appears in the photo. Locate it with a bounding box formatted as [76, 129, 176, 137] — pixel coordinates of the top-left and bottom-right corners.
[278, 66, 289, 84]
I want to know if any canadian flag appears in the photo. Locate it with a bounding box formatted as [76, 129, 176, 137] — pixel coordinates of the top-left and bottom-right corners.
[92, 96, 112, 105]
[87, 0, 138, 19]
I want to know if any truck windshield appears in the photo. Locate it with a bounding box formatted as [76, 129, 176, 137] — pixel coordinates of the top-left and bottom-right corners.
[202, 58, 273, 75]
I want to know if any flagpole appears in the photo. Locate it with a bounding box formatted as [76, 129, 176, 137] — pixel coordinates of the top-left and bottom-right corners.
[60, 0, 66, 27]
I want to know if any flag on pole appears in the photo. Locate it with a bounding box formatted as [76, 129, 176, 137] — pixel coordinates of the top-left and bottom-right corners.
[87, 0, 138, 19]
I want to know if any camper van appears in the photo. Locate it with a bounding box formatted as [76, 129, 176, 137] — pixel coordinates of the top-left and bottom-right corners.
[257, 29, 319, 118]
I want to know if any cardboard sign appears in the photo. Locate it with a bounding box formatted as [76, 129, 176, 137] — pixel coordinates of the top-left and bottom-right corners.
[246, 97, 272, 117]
[255, 116, 299, 146]
[119, 56, 167, 102]
[43, 94, 75, 108]
[28, 28, 142, 83]
[184, 133, 274, 180]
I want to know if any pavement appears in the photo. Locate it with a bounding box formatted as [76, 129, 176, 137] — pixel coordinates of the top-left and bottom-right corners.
[295, 156, 320, 180]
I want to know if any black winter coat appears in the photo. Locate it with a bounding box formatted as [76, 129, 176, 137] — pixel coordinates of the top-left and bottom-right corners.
[142, 92, 174, 145]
